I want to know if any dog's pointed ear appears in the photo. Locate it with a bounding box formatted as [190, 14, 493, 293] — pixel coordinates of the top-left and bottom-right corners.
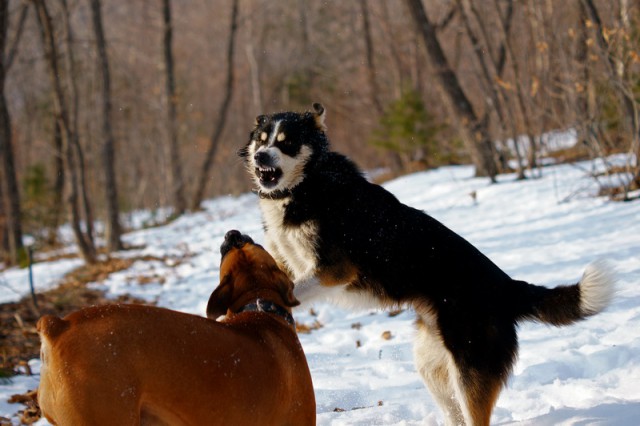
[312, 103, 327, 131]
[207, 274, 234, 319]
[254, 114, 267, 127]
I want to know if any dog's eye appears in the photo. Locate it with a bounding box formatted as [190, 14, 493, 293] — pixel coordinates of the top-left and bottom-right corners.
[278, 138, 294, 148]
[251, 131, 268, 146]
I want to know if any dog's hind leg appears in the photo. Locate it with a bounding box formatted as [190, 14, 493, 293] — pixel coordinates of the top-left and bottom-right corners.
[444, 319, 517, 426]
[449, 366, 503, 426]
[414, 315, 466, 426]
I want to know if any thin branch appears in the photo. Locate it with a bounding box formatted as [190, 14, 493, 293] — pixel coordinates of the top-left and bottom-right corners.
[191, 0, 239, 210]
[434, 3, 457, 31]
[4, 2, 29, 71]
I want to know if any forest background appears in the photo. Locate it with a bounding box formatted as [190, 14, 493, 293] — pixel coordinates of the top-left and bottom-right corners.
[1, 0, 639, 266]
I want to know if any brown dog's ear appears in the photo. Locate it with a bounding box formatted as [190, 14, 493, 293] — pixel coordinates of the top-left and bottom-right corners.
[206, 274, 234, 319]
[280, 281, 300, 308]
[312, 103, 326, 132]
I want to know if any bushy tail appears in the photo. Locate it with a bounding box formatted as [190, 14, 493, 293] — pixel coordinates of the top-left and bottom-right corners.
[516, 260, 616, 326]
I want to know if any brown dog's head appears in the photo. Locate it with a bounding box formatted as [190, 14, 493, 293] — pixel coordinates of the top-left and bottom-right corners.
[207, 230, 299, 320]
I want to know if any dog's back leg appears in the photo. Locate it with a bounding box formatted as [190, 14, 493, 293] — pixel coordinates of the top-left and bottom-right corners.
[415, 313, 510, 426]
[447, 319, 517, 426]
[414, 316, 466, 426]
[449, 366, 503, 426]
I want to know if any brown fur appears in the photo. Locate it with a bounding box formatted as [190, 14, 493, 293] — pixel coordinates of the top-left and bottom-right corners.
[316, 259, 360, 287]
[37, 241, 315, 426]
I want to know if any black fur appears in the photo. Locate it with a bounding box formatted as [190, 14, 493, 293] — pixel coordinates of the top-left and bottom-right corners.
[282, 150, 526, 372]
[240, 105, 611, 424]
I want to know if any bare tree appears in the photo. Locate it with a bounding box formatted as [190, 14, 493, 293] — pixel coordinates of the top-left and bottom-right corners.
[4, 1, 28, 70]
[456, 0, 524, 179]
[581, 0, 640, 194]
[3, 0, 637, 232]
[491, 0, 539, 174]
[50, 119, 64, 245]
[89, 0, 123, 251]
[404, 0, 498, 181]
[162, 0, 186, 216]
[0, 177, 5, 256]
[459, 0, 525, 178]
[191, 0, 239, 210]
[359, 0, 383, 115]
[378, 2, 410, 98]
[60, 0, 95, 250]
[0, 0, 24, 264]
[33, 0, 97, 264]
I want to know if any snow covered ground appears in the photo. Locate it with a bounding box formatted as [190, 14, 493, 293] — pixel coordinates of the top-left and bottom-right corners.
[1, 156, 639, 425]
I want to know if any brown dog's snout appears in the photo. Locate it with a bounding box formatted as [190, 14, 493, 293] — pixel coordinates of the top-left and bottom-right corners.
[221, 230, 254, 257]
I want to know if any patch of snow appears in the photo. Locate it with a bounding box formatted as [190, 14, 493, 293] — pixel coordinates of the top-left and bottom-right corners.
[1, 156, 639, 425]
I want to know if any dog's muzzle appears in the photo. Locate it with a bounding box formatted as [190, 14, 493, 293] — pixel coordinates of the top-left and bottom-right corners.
[253, 151, 283, 188]
[220, 230, 255, 258]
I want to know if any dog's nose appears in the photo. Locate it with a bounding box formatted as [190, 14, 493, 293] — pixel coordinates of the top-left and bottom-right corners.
[254, 151, 271, 167]
[221, 230, 255, 257]
[224, 230, 243, 246]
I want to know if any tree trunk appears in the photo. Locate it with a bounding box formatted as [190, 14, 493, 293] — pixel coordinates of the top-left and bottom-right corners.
[0, 177, 6, 259]
[0, 0, 24, 264]
[404, 0, 497, 181]
[191, 0, 239, 210]
[360, 0, 405, 172]
[245, 43, 263, 112]
[50, 119, 64, 245]
[492, 0, 539, 174]
[575, 1, 592, 150]
[34, 0, 97, 264]
[60, 0, 95, 249]
[359, 0, 384, 115]
[162, 0, 186, 216]
[457, 0, 525, 179]
[581, 0, 640, 189]
[4, 2, 28, 71]
[89, 0, 123, 251]
[379, 1, 409, 98]
[464, 0, 525, 178]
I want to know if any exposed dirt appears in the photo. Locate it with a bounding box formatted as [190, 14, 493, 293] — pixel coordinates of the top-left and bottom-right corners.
[0, 257, 154, 376]
[1, 257, 157, 424]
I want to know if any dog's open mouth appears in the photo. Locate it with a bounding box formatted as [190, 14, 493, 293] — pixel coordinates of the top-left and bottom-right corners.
[256, 167, 283, 188]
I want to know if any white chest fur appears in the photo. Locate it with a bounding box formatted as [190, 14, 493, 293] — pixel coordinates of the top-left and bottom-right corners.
[259, 198, 319, 279]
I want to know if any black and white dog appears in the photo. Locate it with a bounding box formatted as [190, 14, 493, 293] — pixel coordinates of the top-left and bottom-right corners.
[239, 103, 615, 426]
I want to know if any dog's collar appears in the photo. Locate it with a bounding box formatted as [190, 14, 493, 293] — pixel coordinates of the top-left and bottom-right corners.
[253, 188, 292, 200]
[238, 299, 295, 327]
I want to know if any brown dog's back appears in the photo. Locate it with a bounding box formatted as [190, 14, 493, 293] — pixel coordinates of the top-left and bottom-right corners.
[38, 304, 315, 426]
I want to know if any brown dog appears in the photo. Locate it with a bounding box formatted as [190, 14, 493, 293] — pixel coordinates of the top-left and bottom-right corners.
[37, 230, 316, 426]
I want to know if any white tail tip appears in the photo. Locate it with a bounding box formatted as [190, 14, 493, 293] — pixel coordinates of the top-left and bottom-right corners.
[579, 259, 617, 316]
